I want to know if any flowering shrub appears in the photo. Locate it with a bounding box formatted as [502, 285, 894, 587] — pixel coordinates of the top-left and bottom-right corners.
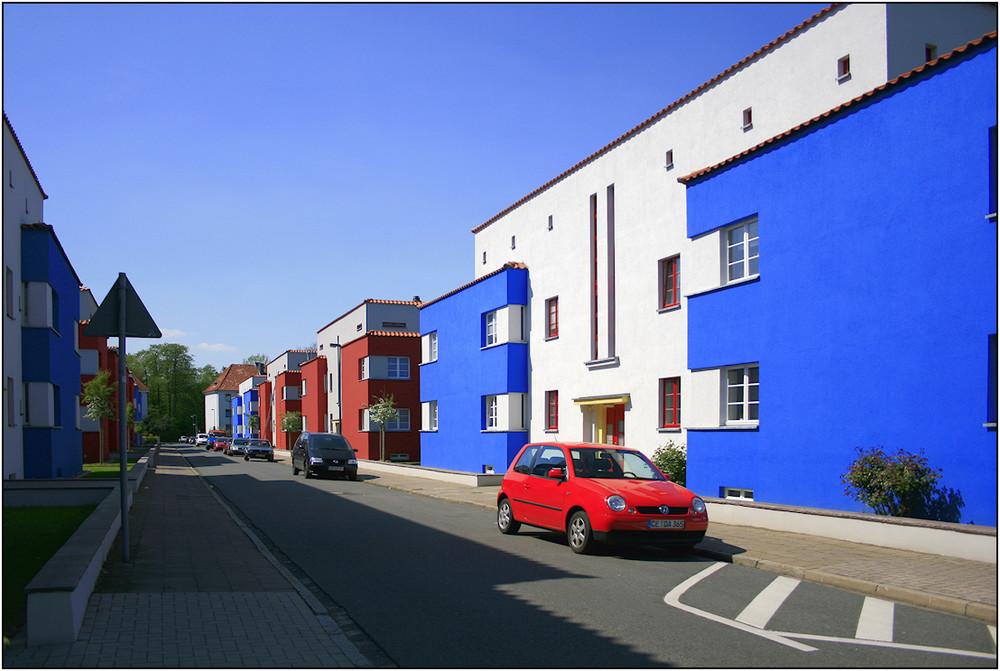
[651, 442, 686, 486]
[841, 446, 964, 522]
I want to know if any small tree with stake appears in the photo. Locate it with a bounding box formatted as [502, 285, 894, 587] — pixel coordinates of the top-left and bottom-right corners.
[83, 369, 117, 461]
[281, 411, 302, 451]
[365, 394, 398, 462]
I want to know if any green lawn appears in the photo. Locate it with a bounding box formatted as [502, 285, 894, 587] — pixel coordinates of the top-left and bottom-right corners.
[82, 458, 139, 479]
[2, 505, 96, 641]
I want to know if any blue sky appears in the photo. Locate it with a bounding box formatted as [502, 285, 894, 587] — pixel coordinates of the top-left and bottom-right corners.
[4, 2, 826, 371]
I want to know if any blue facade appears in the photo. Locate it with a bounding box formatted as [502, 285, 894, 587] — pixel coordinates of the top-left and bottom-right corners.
[21, 225, 82, 479]
[420, 264, 529, 473]
[237, 388, 259, 438]
[684, 40, 997, 525]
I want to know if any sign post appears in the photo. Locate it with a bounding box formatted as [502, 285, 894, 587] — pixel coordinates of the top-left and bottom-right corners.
[84, 273, 160, 561]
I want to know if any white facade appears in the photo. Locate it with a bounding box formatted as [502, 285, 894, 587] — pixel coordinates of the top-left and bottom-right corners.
[315, 299, 419, 431]
[4, 115, 48, 479]
[204, 390, 233, 432]
[261, 349, 315, 443]
[470, 3, 996, 458]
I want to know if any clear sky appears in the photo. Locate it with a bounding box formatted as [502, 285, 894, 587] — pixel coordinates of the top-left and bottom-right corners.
[4, 2, 827, 371]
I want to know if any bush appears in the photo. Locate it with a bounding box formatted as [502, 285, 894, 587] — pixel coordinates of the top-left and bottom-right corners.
[841, 446, 964, 522]
[651, 442, 686, 486]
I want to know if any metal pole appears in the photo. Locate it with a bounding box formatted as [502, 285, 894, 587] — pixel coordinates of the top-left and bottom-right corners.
[118, 273, 130, 562]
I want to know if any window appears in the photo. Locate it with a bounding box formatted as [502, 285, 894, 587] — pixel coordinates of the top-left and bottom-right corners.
[659, 255, 681, 309]
[301, 380, 307, 396]
[547, 215, 553, 231]
[6, 377, 15, 427]
[387, 357, 409, 379]
[512, 445, 540, 474]
[387, 408, 410, 432]
[359, 358, 368, 380]
[482, 251, 487, 265]
[5, 267, 14, 319]
[545, 297, 558, 338]
[724, 487, 754, 500]
[423, 400, 438, 431]
[726, 218, 759, 282]
[545, 391, 558, 430]
[660, 377, 681, 428]
[485, 311, 498, 346]
[837, 55, 851, 82]
[422, 331, 438, 363]
[742, 107, 753, 131]
[665, 149, 674, 171]
[485, 396, 498, 429]
[511, 235, 516, 250]
[925, 43, 938, 62]
[726, 365, 759, 424]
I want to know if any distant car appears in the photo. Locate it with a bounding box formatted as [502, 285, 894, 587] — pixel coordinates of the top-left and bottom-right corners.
[291, 433, 358, 480]
[497, 442, 709, 554]
[227, 438, 250, 456]
[214, 437, 231, 452]
[180, 435, 188, 444]
[195, 434, 209, 447]
[244, 439, 274, 462]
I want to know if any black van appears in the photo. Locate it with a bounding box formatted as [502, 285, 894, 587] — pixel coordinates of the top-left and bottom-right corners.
[291, 433, 359, 480]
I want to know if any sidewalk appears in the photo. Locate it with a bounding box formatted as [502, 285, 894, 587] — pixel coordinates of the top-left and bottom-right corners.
[3, 445, 384, 668]
[5, 446, 995, 668]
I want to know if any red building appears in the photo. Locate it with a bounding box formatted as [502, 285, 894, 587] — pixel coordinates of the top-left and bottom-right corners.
[272, 369, 303, 452]
[79, 319, 110, 462]
[300, 355, 328, 435]
[340, 331, 421, 462]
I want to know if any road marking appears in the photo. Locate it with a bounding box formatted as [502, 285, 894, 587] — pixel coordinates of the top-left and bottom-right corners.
[663, 563, 818, 652]
[855, 597, 894, 641]
[988, 625, 996, 646]
[735, 575, 800, 629]
[663, 562, 996, 660]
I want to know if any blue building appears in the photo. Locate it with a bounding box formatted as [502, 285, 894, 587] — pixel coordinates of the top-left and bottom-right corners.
[680, 34, 997, 525]
[419, 262, 529, 473]
[21, 223, 83, 479]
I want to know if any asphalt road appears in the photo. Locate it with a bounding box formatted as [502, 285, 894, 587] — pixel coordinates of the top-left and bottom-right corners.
[187, 449, 997, 667]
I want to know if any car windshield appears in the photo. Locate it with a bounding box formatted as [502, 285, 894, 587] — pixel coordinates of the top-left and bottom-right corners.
[569, 447, 665, 481]
[233, 439, 248, 445]
[310, 435, 352, 452]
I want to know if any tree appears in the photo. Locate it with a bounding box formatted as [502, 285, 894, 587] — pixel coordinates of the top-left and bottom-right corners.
[82, 370, 117, 462]
[127, 343, 218, 440]
[248, 413, 260, 438]
[281, 411, 302, 451]
[842, 446, 964, 521]
[364, 394, 398, 461]
[242, 353, 269, 366]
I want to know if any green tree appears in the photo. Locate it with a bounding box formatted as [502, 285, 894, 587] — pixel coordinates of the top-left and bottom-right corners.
[242, 353, 269, 366]
[82, 370, 117, 461]
[842, 446, 964, 521]
[281, 411, 302, 451]
[651, 441, 686, 486]
[127, 344, 218, 440]
[248, 413, 260, 438]
[364, 394, 398, 461]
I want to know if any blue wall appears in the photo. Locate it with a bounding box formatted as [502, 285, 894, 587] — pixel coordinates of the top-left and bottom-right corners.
[685, 43, 997, 525]
[21, 226, 82, 479]
[420, 266, 529, 473]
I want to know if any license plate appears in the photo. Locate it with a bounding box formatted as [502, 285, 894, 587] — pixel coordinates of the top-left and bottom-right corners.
[329, 466, 344, 471]
[648, 519, 685, 529]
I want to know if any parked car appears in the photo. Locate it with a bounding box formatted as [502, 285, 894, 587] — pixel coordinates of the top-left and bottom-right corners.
[244, 439, 274, 462]
[497, 442, 709, 554]
[227, 438, 250, 456]
[195, 433, 209, 447]
[291, 433, 358, 480]
[214, 437, 231, 452]
[179, 435, 188, 444]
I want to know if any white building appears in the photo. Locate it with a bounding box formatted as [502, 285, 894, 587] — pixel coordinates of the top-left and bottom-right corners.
[470, 3, 996, 457]
[4, 114, 48, 479]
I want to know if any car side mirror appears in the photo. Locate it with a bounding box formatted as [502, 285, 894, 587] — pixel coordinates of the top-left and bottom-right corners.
[547, 468, 565, 480]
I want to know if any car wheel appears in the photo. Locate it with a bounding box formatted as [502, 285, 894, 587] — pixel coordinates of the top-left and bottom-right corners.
[348, 473, 357, 481]
[292, 461, 299, 475]
[303, 467, 311, 479]
[267, 455, 274, 462]
[497, 497, 520, 535]
[567, 510, 594, 554]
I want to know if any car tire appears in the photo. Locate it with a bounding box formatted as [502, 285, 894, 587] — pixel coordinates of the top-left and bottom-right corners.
[567, 510, 594, 554]
[497, 497, 520, 535]
[303, 467, 311, 479]
[292, 462, 299, 475]
[267, 456, 274, 462]
[348, 473, 357, 481]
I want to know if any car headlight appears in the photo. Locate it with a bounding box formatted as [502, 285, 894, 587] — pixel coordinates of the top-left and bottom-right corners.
[347, 459, 357, 465]
[309, 457, 324, 465]
[606, 495, 627, 512]
[690, 497, 706, 514]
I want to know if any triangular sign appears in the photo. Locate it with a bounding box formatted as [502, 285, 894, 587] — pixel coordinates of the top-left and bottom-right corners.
[83, 274, 162, 338]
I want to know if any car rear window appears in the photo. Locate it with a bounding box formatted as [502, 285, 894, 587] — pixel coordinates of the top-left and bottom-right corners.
[310, 434, 352, 451]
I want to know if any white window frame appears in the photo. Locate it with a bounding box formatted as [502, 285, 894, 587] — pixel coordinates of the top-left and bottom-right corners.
[485, 311, 498, 346]
[387, 357, 409, 380]
[724, 365, 759, 425]
[422, 400, 438, 432]
[422, 331, 438, 364]
[725, 218, 759, 283]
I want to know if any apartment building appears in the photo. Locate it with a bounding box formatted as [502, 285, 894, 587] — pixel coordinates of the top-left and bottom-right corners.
[259, 350, 316, 447]
[469, 3, 996, 463]
[203, 363, 259, 433]
[679, 33, 997, 524]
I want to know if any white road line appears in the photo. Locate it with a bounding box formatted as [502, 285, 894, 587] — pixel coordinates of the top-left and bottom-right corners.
[855, 597, 894, 642]
[663, 563, 818, 653]
[735, 575, 800, 629]
[988, 625, 997, 646]
[771, 630, 998, 661]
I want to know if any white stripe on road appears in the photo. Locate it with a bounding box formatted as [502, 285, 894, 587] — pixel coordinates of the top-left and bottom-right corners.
[735, 575, 800, 629]
[855, 597, 894, 642]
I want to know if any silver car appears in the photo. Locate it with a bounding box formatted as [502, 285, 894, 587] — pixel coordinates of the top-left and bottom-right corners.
[244, 439, 274, 462]
[227, 438, 250, 456]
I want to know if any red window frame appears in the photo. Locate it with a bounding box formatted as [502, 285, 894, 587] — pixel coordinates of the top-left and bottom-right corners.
[660, 256, 680, 309]
[545, 297, 559, 338]
[545, 390, 558, 430]
[660, 377, 681, 428]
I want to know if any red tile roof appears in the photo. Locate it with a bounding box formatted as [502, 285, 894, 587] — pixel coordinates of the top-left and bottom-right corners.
[365, 331, 421, 338]
[678, 31, 998, 185]
[419, 261, 528, 309]
[470, 4, 843, 234]
[203, 364, 261, 394]
[316, 298, 420, 333]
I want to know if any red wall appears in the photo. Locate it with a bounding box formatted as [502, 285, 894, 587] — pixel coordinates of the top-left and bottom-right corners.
[300, 356, 328, 434]
[340, 333, 421, 462]
[257, 380, 272, 442]
[273, 370, 303, 452]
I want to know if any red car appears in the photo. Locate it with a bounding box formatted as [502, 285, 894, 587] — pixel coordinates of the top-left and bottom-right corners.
[497, 442, 708, 554]
[214, 437, 231, 452]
